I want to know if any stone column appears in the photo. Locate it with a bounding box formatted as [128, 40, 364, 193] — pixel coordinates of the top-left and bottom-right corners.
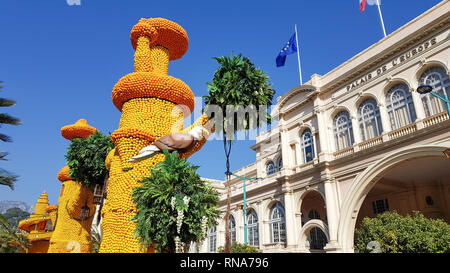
[378, 102, 392, 133]
[411, 88, 426, 121]
[323, 178, 341, 252]
[314, 108, 331, 161]
[350, 115, 362, 144]
[235, 208, 244, 243]
[217, 214, 226, 251]
[284, 190, 297, 250]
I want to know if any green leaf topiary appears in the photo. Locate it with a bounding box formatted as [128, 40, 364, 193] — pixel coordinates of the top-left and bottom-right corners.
[65, 132, 114, 190]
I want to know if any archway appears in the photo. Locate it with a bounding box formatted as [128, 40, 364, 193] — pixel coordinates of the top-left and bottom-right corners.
[338, 144, 450, 252]
[300, 190, 327, 226]
[298, 219, 329, 253]
[299, 190, 328, 252]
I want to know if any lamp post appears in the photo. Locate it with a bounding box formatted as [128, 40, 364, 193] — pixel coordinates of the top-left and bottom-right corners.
[416, 84, 450, 117]
[229, 172, 262, 245]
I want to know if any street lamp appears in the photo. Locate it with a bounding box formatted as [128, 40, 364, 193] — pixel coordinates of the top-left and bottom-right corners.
[229, 172, 263, 245]
[416, 84, 450, 117]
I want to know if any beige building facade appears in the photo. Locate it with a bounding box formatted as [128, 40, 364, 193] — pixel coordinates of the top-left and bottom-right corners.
[197, 0, 450, 253]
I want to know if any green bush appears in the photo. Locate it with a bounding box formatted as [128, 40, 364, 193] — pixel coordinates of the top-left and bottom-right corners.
[217, 242, 261, 253]
[132, 150, 220, 253]
[355, 211, 450, 253]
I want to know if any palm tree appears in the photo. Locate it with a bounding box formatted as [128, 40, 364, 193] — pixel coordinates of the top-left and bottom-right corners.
[0, 82, 20, 190]
[203, 53, 274, 252]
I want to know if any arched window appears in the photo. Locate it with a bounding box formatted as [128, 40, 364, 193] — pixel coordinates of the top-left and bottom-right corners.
[308, 209, 321, 221]
[333, 111, 354, 151]
[228, 215, 236, 244]
[269, 203, 286, 243]
[208, 226, 217, 252]
[386, 83, 416, 130]
[419, 66, 450, 116]
[247, 210, 259, 247]
[266, 161, 275, 176]
[277, 158, 283, 172]
[301, 129, 315, 163]
[358, 99, 383, 141]
[309, 227, 328, 250]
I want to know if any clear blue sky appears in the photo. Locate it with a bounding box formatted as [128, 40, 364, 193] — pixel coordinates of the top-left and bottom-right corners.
[0, 0, 442, 206]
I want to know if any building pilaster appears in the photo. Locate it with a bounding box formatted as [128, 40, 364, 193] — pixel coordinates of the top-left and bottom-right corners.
[411, 88, 426, 121]
[284, 189, 297, 249]
[323, 177, 342, 252]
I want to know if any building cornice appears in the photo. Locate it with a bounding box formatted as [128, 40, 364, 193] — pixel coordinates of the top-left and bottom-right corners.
[318, 1, 450, 95]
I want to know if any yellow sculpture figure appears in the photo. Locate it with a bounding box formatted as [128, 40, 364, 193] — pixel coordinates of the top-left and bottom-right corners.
[47, 119, 98, 253]
[18, 191, 56, 253]
[100, 18, 212, 253]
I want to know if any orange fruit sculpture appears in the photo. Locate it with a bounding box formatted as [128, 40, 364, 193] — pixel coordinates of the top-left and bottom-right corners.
[99, 18, 212, 253]
[47, 119, 98, 253]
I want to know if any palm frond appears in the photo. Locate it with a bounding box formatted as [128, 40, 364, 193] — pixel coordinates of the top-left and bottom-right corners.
[0, 98, 16, 107]
[0, 113, 21, 126]
[0, 172, 17, 189]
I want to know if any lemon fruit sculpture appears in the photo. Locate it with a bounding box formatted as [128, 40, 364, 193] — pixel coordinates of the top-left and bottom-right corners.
[99, 18, 211, 253]
[18, 191, 56, 253]
[47, 119, 98, 253]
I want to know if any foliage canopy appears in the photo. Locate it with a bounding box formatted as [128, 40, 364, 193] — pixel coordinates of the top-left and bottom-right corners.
[217, 242, 261, 253]
[132, 150, 220, 253]
[0, 214, 30, 253]
[0, 82, 20, 190]
[203, 53, 275, 139]
[65, 132, 114, 190]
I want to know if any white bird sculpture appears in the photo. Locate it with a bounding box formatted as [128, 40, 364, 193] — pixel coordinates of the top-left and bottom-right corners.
[129, 126, 205, 162]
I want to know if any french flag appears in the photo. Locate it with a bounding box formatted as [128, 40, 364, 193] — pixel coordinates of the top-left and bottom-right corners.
[360, 0, 380, 12]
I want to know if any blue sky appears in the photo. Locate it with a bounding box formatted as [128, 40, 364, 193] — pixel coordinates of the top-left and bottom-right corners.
[0, 0, 442, 206]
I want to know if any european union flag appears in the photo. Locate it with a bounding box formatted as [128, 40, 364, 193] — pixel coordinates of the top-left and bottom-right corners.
[276, 33, 297, 67]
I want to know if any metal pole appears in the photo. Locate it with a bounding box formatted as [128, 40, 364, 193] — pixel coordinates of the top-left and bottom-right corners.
[243, 175, 247, 245]
[430, 91, 450, 117]
[229, 172, 262, 246]
[376, 0, 387, 37]
[294, 24, 303, 85]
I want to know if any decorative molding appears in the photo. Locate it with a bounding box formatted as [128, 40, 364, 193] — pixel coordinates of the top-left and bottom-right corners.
[319, 15, 450, 95]
[419, 57, 427, 65]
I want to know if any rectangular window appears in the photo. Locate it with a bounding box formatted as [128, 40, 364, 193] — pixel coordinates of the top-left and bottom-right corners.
[372, 199, 389, 215]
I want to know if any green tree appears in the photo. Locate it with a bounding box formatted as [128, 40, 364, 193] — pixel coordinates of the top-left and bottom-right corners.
[0, 82, 20, 190]
[132, 150, 220, 253]
[355, 211, 450, 253]
[1, 207, 30, 229]
[65, 132, 114, 190]
[217, 242, 261, 253]
[0, 214, 30, 253]
[203, 53, 275, 252]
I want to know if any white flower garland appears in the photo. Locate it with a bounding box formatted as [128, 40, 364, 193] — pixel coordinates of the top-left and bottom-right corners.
[174, 196, 191, 253]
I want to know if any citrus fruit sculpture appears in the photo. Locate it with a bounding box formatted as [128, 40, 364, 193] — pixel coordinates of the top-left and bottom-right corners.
[18, 191, 56, 253]
[99, 18, 212, 253]
[47, 119, 98, 253]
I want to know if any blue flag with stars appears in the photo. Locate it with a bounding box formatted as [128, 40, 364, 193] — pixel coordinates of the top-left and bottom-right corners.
[276, 33, 297, 67]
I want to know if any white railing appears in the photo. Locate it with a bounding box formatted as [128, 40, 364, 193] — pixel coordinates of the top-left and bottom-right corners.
[388, 123, 417, 140]
[358, 136, 383, 151]
[333, 146, 355, 159]
[423, 111, 449, 128]
[332, 112, 449, 161]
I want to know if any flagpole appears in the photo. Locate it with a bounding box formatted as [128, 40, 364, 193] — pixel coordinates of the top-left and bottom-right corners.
[294, 24, 303, 85]
[376, 0, 387, 37]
